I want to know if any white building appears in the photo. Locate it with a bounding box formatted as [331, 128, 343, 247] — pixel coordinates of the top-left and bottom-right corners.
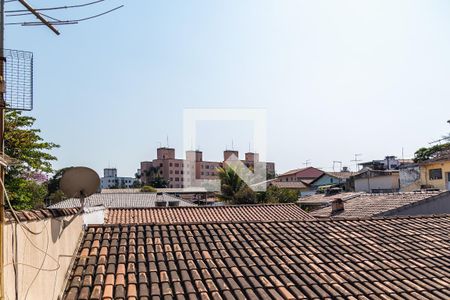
[100, 168, 137, 189]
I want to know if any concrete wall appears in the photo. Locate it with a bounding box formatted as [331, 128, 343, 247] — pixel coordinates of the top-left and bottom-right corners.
[400, 165, 421, 192]
[354, 174, 400, 193]
[3, 214, 84, 300]
[83, 206, 105, 225]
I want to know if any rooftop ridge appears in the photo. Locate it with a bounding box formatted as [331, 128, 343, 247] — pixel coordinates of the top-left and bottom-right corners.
[97, 213, 450, 227]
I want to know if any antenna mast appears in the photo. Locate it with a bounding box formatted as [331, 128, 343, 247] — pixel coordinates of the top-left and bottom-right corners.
[351, 153, 363, 172]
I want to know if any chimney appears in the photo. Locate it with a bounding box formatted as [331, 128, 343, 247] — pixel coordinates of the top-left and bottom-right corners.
[331, 198, 344, 214]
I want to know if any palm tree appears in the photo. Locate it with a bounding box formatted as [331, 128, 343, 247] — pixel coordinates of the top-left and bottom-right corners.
[217, 166, 256, 204]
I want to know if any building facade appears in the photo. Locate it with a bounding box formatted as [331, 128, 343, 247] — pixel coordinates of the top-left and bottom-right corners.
[100, 168, 137, 189]
[140, 147, 276, 188]
[353, 169, 400, 193]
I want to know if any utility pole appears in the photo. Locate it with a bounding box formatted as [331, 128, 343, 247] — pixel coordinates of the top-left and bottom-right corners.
[0, 1, 6, 298]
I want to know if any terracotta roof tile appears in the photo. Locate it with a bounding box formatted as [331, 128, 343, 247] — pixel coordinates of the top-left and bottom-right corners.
[311, 191, 448, 218]
[64, 215, 450, 299]
[4, 207, 79, 223]
[106, 204, 314, 224]
[48, 193, 194, 209]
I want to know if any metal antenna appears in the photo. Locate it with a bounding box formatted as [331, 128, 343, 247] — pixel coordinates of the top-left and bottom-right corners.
[5, 0, 123, 29]
[351, 154, 363, 171]
[15, 0, 59, 34]
[333, 161, 342, 172]
[303, 159, 311, 167]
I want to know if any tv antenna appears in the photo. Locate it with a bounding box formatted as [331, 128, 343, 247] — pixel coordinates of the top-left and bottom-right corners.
[351, 154, 363, 171]
[333, 161, 342, 172]
[303, 159, 311, 167]
[5, 0, 123, 32]
[59, 167, 100, 228]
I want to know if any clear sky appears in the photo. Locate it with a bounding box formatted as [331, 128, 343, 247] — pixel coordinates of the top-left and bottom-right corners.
[6, 0, 450, 177]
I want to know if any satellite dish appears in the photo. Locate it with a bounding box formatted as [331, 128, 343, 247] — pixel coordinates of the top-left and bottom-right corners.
[59, 167, 100, 230]
[60, 166, 100, 199]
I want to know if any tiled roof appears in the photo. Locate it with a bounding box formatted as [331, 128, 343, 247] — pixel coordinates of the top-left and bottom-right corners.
[64, 215, 450, 300]
[298, 192, 362, 206]
[105, 204, 314, 224]
[48, 193, 194, 209]
[326, 171, 355, 180]
[271, 181, 309, 189]
[278, 167, 324, 179]
[5, 208, 79, 223]
[311, 191, 447, 218]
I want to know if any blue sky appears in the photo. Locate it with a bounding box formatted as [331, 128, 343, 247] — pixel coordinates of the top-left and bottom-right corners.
[6, 0, 450, 177]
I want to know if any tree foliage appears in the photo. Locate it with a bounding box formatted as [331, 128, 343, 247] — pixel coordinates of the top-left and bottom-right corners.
[414, 143, 450, 163]
[217, 166, 300, 205]
[217, 166, 253, 204]
[144, 166, 168, 188]
[261, 185, 298, 203]
[4, 111, 59, 210]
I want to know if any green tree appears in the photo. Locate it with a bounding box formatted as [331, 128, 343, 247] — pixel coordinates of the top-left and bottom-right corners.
[414, 143, 450, 163]
[144, 166, 168, 188]
[4, 111, 59, 210]
[262, 185, 298, 203]
[46, 167, 71, 205]
[217, 166, 257, 204]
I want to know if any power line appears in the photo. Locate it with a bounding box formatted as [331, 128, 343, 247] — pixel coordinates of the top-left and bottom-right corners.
[6, 0, 106, 14]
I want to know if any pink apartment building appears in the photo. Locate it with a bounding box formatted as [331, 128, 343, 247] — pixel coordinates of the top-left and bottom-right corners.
[140, 147, 275, 188]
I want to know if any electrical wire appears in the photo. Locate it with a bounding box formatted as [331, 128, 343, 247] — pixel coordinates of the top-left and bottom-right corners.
[0, 177, 60, 299]
[5, 5, 124, 26]
[6, 0, 106, 13]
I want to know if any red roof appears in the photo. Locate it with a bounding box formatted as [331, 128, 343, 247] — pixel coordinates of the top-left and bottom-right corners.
[278, 167, 324, 179]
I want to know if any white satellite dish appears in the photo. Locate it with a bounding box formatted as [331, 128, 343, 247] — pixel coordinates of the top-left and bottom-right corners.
[60, 167, 100, 199]
[59, 167, 100, 229]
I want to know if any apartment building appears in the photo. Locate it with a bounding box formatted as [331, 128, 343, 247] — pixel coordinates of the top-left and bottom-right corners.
[140, 147, 275, 188]
[100, 168, 137, 189]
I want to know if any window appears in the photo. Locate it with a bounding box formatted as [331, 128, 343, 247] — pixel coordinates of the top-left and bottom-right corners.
[175, 170, 179, 174]
[429, 169, 443, 180]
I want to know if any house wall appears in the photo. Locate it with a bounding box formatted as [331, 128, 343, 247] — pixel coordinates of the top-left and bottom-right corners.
[419, 161, 450, 191]
[399, 165, 421, 191]
[354, 174, 400, 193]
[311, 175, 341, 188]
[3, 214, 84, 300]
